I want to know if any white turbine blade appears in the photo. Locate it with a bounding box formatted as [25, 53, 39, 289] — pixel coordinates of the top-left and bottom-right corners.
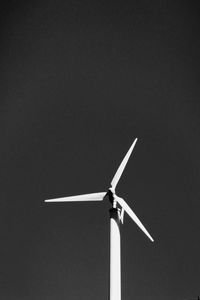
[45, 192, 106, 202]
[116, 197, 154, 242]
[111, 138, 138, 190]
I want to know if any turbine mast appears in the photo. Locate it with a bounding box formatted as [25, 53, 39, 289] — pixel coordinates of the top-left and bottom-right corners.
[109, 206, 121, 300]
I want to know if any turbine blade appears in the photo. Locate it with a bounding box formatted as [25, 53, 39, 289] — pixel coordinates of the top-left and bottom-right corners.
[116, 197, 154, 242]
[111, 138, 138, 190]
[45, 192, 106, 202]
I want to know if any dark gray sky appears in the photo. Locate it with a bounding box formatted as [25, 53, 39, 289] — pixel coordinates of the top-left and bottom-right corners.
[1, 1, 200, 299]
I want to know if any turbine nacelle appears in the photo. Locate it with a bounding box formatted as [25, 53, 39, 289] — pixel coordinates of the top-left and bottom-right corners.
[107, 187, 117, 206]
[107, 188, 123, 220]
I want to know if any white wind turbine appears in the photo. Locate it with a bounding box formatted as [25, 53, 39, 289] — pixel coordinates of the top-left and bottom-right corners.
[45, 138, 154, 300]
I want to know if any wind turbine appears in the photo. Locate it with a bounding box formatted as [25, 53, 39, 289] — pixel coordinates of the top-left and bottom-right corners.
[45, 138, 154, 300]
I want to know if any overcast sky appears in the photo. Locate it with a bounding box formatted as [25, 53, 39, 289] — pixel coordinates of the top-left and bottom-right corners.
[1, 1, 200, 299]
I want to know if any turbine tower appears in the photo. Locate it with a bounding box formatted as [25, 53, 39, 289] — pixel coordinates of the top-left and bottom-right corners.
[45, 138, 154, 300]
